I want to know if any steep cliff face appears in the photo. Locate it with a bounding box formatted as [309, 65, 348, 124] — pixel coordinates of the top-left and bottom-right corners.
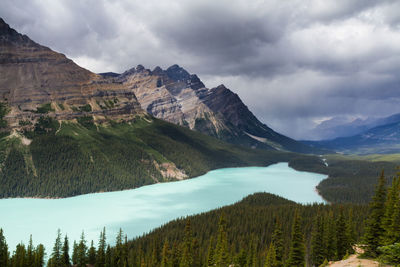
[0, 18, 317, 153]
[0, 18, 144, 128]
[116, 65, 227, 137]
[114, 64, 317, 153]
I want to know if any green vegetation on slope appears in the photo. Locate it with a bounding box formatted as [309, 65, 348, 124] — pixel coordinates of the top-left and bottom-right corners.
[123, 193, 367, 267]
[0, 193, 369, 267]
[316, 156, 398, 203]
[362, 172, 400, 265]
[1, 112, 396, 204]
[0, 115, 325, 198]
[3, 171, 399, 266]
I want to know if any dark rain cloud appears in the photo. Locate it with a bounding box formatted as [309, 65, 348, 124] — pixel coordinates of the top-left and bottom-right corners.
[1, 0, 400, 139]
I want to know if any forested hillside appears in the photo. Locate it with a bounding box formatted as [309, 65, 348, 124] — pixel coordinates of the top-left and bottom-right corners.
[0, 115, 325, 198]
[315, 158, 398, 203]
[3, 171, 400, 266]
[121, 193, 367, 267]
[0, 193, 369, 267]
[290, 155, 398, 204]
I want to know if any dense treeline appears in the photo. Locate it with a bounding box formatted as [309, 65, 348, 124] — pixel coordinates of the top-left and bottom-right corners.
[0, 113, 397, 204]
[0, 229, 45, 267]
[362, 171, 400, 265]
[0, 116, 325, 198]
[124, 193, 367, 267]
[316, 158, 398, 203]
[0, 113, 397, 203]
[0, 193, 369, 266]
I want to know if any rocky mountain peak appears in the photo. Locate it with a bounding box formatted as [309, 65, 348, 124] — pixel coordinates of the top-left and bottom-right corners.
[120, 64, 151, 78]
[0, 18, 144, 127]
[215, 84, 227, 90]
[166, 64, 190, 82]
[189, 74, 205, 90]
[136, 64, 145, 72]
[0, 17, 38, 47]
[152, 66, 163, 75]
[0, 18, 9, 30]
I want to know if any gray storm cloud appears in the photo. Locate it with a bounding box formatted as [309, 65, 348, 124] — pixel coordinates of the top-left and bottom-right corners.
[1, 0, 400, 139]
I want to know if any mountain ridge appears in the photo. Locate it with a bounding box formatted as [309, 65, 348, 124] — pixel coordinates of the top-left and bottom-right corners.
[108, 64, 323, 153]
[0, 17, 329, 198]
[304, 120, 400, 154]
[309, 112, 400, 141]
[0, 17, 321, 154]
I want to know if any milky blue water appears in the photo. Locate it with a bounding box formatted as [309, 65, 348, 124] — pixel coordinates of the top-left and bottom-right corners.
[0, 163, 326, 255]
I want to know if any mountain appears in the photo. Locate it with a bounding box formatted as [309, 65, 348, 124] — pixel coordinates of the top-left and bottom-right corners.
[304, 121, 400, 154]
[309, 116, 376, 140]
[0, 18, 143, 127]
[105, 64, 321, 153]
[309, 113, 400, 140]
[0, 18, 326, 198]
[0, 18, 319, 154]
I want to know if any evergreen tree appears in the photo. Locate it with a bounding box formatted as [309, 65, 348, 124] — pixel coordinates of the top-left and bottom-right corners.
[72, 241, 78, 265]
[170, 241, 180, 267]
[206, 236, 215, 267]
[161, 240, 170, 267]
[234, 248, 247, 267]
[123, 235, 129, 267]
[323, 211, 336, 261]
[34, 244, 45, 267]
[271, 221, 284, 266]
[61, 235, 70, 267]
[214, 214, 229, 267]
[0, 229, 9, 267]
[11, 243, 26, 267]
[105, 245, 112, 267]
[251, 237, 259, 267]
[151, 240, 159, 267]
[49, 229, 62, 267]
[192, 238, 200, 267]
[88, 240, 97, 265]
[115, 228, 124, 266]
[287, 210, 305, 267]
[127, 250, 136, 267]
[382, 175, 400, 245]
[390, 197, 400, 243]
[381, 176, 398, 243]
[363, 170, 387, 257]
[96, 228, 106, 267]
[264, 242, 277, 267]
[26, 235, 34, 267]
[76, 231, 88, 267]
[335, 209, 349, 260]
[180, 219, 193, 267]
[346, 208, 356, 251]
[311, 214, 325, 266]
[246, 237, 257, 267]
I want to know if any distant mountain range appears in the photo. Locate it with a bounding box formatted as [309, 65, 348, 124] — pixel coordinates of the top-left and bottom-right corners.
[309, 113, 400, 140]
[304, 113, 400, 154]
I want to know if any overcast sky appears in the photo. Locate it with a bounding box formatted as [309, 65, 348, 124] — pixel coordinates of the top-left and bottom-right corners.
[1, 0, 400, 140]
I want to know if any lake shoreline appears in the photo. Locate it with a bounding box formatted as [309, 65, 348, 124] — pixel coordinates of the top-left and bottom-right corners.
[0, 162, 327, 258]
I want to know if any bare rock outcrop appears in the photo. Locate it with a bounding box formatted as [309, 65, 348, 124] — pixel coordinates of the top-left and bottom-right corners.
[0, 18, 144, 127]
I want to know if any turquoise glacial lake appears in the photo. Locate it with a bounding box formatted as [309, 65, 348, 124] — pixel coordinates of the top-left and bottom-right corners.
[0, 163, 326, 255]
